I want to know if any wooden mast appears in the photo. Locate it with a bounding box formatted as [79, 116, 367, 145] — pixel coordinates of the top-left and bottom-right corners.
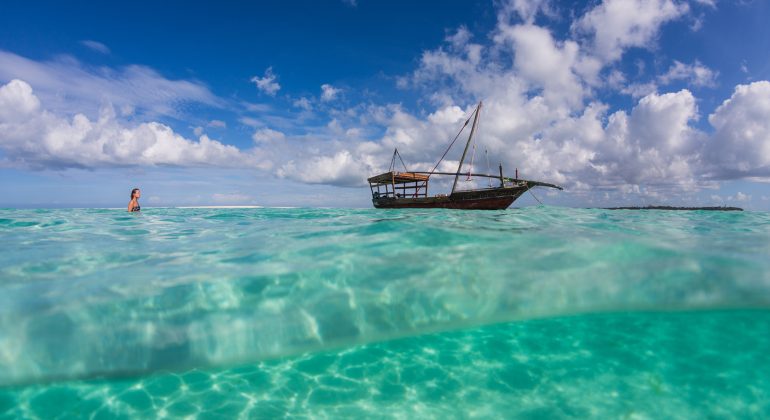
[452, 101, 482, 195]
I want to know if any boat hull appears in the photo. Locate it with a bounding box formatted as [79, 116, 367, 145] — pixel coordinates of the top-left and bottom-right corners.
[372, 186, 527, 210]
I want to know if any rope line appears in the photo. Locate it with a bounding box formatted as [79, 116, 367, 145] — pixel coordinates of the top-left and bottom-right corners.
[528, 188, 544, 205]
[396, 149, 409, 172]
[412, 106, 477, 196]
[389, 148, 411, 173]
[427, 107, 477, 178]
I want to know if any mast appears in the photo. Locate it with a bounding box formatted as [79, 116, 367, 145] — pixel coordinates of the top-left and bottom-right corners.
[452, 101, 482, 194]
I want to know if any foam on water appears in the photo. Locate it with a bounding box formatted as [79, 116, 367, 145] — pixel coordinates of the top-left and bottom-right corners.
[1, 207, 769, 390]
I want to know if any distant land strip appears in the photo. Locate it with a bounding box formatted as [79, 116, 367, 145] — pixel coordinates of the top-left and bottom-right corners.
[600, 206, 743, 211]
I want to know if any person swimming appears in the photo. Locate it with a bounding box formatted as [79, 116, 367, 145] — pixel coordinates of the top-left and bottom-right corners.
[128, 188, 141, 212]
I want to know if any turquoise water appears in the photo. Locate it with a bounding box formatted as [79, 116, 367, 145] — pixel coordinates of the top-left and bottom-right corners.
[1, 207, 769, 418]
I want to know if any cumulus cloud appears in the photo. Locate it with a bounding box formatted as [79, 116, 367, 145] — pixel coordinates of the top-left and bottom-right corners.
[0, 50, 223, 119]
[0, 80, 262, 169]
[80, 40, 110, 54]
[321, 84, 341, 101]
[734, 192, 751, 202]
[573, 0, 688, 63]
[496, 24, 592, 110]
[706, 81, 770, 178]
[250, 67, 281, 96]
[278, 150, 373, 187]
[591, 90, 701, 187]
[659, 60, 717, 87]
[617, 60, 717, 98]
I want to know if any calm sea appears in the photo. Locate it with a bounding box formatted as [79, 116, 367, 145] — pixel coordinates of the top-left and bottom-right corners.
[1, 207, 769, 418]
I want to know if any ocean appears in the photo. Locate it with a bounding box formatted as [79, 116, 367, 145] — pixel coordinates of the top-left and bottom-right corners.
[1, 207, 769, 418]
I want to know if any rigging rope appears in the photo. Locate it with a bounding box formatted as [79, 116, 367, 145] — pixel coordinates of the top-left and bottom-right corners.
[396, 149, 409, 172]
[427, 107, 477, 178]
[389, 148, 410, 173]
[528, 187, 544, 205]
[412, 106, 477, 196]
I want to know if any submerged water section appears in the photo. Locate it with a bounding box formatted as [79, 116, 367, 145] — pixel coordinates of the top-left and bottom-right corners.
[1, 207, 769, 385]
[2, 310, 769, 418]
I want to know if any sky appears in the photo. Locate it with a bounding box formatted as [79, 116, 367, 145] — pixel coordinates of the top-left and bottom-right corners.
[0, 0, 769, 209]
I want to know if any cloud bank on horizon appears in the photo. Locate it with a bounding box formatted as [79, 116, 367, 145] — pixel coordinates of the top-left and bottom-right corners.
[0, 0, 768, 207]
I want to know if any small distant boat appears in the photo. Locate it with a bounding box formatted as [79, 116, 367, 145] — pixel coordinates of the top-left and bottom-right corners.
[367, 102, 562, 210]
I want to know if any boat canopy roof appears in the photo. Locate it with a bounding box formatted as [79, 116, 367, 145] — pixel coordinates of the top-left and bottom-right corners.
[367, 171, 430, 185]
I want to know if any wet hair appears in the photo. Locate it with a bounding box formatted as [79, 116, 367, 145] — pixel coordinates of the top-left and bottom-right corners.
[131, 188, 140, 199]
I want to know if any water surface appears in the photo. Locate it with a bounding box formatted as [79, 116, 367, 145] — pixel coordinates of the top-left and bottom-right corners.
[1, 207, 769, 417]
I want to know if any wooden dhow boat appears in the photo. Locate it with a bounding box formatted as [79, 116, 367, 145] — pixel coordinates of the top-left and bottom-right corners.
[367, 102, 562, 210]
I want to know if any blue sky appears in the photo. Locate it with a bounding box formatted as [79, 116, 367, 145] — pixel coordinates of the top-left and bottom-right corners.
[1, 0, 768, 209]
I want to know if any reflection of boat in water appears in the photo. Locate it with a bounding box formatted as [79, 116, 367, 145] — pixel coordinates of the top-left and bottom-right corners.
[367, 102, 562, 210]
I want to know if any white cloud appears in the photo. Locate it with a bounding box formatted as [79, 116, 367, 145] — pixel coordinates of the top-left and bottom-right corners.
[706, 81, 770, 178]
[0, 78, 40, 120]
[293, 97, 312, 110]
[80, 40, 110, 54]
[242, 102, 272, 113]
[321, 84, 341, 101]
[692, 0, 716, 7]
[0, 50, 223, 119]
[619, 60, 718, 98]
[496, 24, 590, 110]
[252, 128, 285, 143]
[630, 90, 699, 154]
[734, 191, 751, 202]
[207, 119, 227, 128]
[0, 79, 262, 169]
[573, 0, 689, 63]
[120, 104, 135, 116]
[238, 116, 261, 128]
[261, 87, 700, 192]
[278, 150, 372, 187]
[659, 60, 717, 87]
[497, 0, 554, 24]
[621, 81, 658, 98]
[740, 61, 749, 74]
[250, 67, 281, 96]
[587, 90, 701, 188]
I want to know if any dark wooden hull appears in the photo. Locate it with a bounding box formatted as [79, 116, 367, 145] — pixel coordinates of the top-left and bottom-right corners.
[372, 186, 527, 210]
